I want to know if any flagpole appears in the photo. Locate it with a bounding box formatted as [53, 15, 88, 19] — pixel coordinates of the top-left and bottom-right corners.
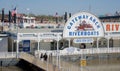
[12, 7, 19, 58]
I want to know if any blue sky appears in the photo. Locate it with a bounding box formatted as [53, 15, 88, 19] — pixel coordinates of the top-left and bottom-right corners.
[0, 0, 120, 16]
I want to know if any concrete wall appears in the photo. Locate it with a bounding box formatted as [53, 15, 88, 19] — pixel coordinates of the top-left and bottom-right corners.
[113, 39, 120, 47]
[0, 37, 8, 52]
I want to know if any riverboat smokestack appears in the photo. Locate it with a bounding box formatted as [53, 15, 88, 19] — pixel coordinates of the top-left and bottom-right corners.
[8, 10, 12, 23]
[1, 8, 4, 22]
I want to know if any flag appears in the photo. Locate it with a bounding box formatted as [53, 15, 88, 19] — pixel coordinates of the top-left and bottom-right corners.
[12, 7, 17, 16]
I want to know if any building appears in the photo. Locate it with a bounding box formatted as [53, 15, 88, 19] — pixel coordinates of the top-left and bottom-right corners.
[99, 15, 120, 22]
[1, 12, 120, 53]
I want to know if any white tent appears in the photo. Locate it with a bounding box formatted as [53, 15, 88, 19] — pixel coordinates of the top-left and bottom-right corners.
[62, 47, 80, 54]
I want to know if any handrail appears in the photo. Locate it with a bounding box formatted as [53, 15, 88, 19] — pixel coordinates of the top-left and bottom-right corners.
[35, 47, 120, 56]
[0, 52, 16, 58]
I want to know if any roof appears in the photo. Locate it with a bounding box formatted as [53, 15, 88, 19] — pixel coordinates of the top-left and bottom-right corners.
[99, 15, 120, 19]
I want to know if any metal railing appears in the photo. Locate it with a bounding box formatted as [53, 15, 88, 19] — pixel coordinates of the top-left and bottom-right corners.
[35, 47, 120, 56]
[0, 52, 16, 58]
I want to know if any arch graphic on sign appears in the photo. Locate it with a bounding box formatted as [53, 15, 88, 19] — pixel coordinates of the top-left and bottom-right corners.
[63, 12, 105, 38]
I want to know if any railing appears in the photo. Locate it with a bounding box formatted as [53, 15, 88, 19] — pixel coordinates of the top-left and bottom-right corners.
[0, 52, 16, 58]
[35, 47, 120, 56]
[79, 47, 120, 55]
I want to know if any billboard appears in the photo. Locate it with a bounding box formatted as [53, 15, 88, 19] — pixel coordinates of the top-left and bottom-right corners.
[63, 12, 104, 38]
[23, 40, 30, 52]
[103, 22, 120, 32]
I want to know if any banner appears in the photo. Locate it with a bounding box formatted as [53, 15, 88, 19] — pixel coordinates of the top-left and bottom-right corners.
[73, 38, 94, 43]
[63, 12, 104, 38]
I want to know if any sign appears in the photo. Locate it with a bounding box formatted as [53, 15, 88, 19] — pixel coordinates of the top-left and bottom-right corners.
[23, 40, 30, 52]
[43, 39, 53, 42]
[39, 33, 62, 40]
[40, 33, 57, 39]
[80, 59, 86, 66]
[19, 33, 37, 37]
[103, 23, 120, 32]
[18, 33, 38, 40]
[63, 12, 104, 38]
[73, 38, 93, 43]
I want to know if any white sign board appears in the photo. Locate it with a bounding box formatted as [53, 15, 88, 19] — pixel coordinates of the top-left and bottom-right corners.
[73, 38, 94, 43]
[39, 33, 62, 41]
[43, 39, 53, 42]
[103, 22, 120, 33]
[63, 12, 104, 38]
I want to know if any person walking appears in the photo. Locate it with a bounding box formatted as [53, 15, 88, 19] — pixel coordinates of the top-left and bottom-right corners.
[43, 53, 48, 61]
[40, 53, 44, 61]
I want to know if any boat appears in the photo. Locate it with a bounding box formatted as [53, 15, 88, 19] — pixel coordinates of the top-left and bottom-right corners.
[76, 20, 94, 31]
[19, 16, 36, 28]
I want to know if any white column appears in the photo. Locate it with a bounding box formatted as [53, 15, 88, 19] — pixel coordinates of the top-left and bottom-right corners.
[56, 33, 60, 70]
[37, 41, 40, 51]
[37, 33, 40, 59]
[56, 40, 59, 66]
[68, 39, 71, 47]
[107, 33, 110, 53]
[97, 38, 99, 48]
[37, 34, 40, 51]
[107, 37, 110, 53]
[107, 37, 110, 48]
[16, 40, 19, 58]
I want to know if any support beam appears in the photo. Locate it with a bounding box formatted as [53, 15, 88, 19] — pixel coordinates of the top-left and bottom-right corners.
[56, 40, 59, 66]
[37, 41, 40, 51]
[16, 40, 19, 58]
[97, 38, 99, 49]
[56, 33, 61, 71]
[12, 40, 14, 56]
[107, 37, 110, 53]
[97, 38, 100, 55]
[68, 39, 71, 47]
